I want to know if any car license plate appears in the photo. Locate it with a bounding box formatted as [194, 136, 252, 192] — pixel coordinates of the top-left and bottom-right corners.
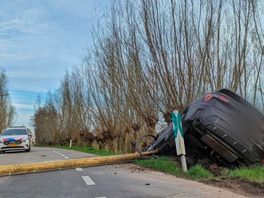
[8, 143, 17, 147]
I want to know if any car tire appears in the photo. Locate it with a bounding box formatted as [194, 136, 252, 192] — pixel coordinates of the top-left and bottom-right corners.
[0, 151, 4, 154]
[26, 147, 31, 152]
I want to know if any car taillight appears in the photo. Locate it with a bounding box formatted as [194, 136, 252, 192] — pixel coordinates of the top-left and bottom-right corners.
[204, 93, 213, 102]
[204, 93, 229, 103]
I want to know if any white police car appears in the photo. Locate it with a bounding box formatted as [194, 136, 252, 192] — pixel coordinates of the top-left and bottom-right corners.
[0, 127, 32, 153]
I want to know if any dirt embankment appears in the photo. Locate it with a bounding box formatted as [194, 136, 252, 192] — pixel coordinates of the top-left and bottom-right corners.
[203, 179, 264, 198]
[129, 163, 264, 197]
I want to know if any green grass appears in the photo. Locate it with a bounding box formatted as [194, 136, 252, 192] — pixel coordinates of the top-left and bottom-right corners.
[136, 157, 264, 182]
[56, 145, 213, 180]
[55, 145, 117, 156]
[186, 164, 213, 180]
[135, 156, 213, 180]
[55, 145, 264, 183]
[135, 156, 185, 177]
[228, 166, 264, 182]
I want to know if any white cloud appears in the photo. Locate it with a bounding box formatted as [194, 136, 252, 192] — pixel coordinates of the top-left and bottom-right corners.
[10, 84, 48, 94]
[13, 111, 34, 127]
[0, 0, 110, 128]
[0, 53, 39, 59]
[7, 70, 58, 79]
[13, 103, 34, 110]
[0, 8, 47, 34]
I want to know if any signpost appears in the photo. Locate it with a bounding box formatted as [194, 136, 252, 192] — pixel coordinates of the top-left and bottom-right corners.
[171, 110, 187, 172]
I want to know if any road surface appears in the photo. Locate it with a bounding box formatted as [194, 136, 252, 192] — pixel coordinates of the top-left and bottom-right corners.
[0, 147, 247, 198]
[0, 146, 94, 165]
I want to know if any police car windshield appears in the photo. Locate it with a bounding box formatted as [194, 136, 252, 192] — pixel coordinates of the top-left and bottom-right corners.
[2, 129, 27, 136]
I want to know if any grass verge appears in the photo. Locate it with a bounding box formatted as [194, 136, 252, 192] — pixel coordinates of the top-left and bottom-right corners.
[136, 156, 264, 182]
[228, 166, 264, 183]
[55, 145, 264, 183]
[135, 156, 213, 180]
[55, 145, 117, 156]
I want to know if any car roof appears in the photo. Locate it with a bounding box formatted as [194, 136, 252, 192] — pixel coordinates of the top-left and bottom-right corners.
[9, 126, 27, 128]
[5, 127, 28, 130]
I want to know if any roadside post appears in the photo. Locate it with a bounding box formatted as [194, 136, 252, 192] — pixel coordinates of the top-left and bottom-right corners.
[171, 110, 187, 172]
[69, 140, 72, 148]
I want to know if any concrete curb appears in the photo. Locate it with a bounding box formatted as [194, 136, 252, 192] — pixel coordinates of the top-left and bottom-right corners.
[0, 151, 157, 176]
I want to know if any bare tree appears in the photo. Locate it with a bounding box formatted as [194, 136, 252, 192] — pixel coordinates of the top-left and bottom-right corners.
[34, 0, 264, 152]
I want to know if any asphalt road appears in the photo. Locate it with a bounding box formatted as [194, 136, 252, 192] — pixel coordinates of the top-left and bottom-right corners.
[0, 146, 94, 165]
[0, 147, 246, 198]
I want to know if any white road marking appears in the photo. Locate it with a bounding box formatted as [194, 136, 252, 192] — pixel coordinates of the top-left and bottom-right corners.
[82, 176, 95, 186]
[53, 151, 69, 159]
[76, 168, 83, 171]
[53, 151, 63, 156]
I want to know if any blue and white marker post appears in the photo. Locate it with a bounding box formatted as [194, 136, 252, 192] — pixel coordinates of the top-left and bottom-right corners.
[171, 110, 188, 172]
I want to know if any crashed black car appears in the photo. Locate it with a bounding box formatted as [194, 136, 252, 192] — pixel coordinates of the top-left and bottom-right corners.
[146, 89, 264, 167]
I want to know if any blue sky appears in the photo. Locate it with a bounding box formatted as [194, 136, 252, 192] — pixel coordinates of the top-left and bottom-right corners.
[0, 0, 110, 129]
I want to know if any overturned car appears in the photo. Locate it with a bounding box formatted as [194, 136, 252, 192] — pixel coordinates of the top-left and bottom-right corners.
[145, 89, 264, 167]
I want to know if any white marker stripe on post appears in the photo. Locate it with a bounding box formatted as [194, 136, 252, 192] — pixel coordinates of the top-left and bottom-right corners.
[171, 110, 188, 172]
[82, 176, 95, 186]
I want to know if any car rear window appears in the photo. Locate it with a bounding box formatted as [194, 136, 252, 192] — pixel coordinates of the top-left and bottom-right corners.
[2, 129, 27, 136]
